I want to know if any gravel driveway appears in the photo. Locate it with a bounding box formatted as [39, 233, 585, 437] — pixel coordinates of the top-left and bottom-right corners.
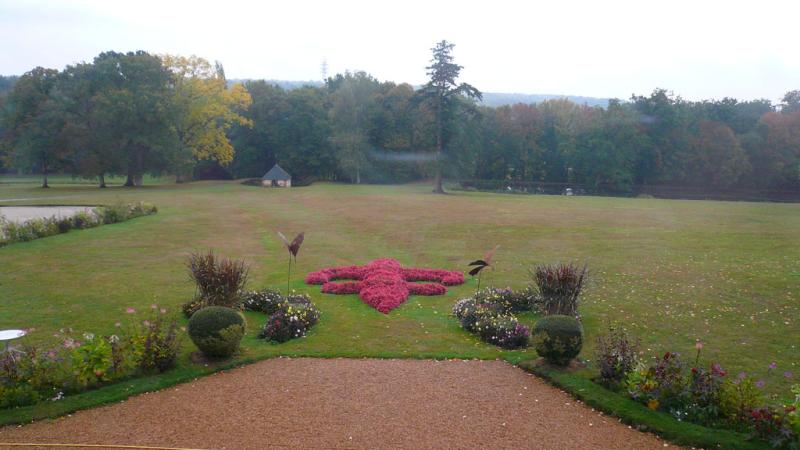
[0, 358, 668, 449]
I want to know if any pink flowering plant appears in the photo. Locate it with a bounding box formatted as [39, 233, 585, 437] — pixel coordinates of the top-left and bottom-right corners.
[306, 258, 465, 313]
[616, 339, 799, 447]
[0, 306, 181, 409]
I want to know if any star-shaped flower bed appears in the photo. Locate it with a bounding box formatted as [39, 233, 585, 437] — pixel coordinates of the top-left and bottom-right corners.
[305, 258, 465, 313]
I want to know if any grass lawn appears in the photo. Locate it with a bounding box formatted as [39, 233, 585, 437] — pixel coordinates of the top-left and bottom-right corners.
[1, 178, 798, 419]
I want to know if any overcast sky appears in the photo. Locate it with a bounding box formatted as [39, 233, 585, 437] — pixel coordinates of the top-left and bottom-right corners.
[1, 0, 797, 102]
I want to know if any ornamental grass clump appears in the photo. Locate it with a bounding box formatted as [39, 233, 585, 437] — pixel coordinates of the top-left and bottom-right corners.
[531, 262, 587, 316]
[187, 306, 246, 358]
[184, 251, 249, 316]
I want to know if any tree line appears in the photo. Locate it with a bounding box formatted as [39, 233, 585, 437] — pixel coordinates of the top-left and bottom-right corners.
[1, 43, 799, 193]
[0, 51, 250, 187]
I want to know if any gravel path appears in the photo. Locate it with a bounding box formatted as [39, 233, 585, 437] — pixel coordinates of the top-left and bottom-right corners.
[0, 358, 667, 449]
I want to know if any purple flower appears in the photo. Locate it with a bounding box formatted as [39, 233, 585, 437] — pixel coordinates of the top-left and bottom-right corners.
[125, 307, 136, 314]
[737, 372, 747, 380]
[785, 371, 793, 379]
[755, 380, 765, 389]
[768, 362, 777, 371]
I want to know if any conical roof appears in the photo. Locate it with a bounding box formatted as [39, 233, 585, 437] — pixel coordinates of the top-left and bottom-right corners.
[262, 164, 291, 180]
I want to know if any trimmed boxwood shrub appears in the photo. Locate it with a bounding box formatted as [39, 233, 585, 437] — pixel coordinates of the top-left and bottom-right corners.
[187, 306, 246, 358]
[532, 315, 583, 365]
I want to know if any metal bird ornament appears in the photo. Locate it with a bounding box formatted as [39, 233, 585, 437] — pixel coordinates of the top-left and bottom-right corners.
[278, 231, 305, 259]
[468, 245, 499, 291]
[278, 231, 305, 295]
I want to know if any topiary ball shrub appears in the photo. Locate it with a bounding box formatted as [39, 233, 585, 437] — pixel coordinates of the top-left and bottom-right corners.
[188, 306, 246, 358]
[532, 315, 583, 366]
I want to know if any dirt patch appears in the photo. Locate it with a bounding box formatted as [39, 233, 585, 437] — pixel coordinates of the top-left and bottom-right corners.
[0, 358, 667, 449]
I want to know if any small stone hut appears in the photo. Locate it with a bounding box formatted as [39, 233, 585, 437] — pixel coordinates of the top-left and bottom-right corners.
[261, 164, 292, 187]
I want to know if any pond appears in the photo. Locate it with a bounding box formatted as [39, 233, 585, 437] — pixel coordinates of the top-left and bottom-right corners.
[0, 206, 96, 224]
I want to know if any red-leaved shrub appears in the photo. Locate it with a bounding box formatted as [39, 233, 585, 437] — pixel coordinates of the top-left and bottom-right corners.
[306, 258, 464, 313]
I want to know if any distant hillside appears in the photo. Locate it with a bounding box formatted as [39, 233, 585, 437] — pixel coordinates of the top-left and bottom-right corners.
[228, 79, 323, 90]
[228, 79, 611, 108]
[480, 92, 610, 108]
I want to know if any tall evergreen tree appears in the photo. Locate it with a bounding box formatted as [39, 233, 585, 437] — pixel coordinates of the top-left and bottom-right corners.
[417, 40, 481, 193]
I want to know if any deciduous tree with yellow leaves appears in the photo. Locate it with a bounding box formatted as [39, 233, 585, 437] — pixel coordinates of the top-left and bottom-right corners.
[162, 55, 252, 180]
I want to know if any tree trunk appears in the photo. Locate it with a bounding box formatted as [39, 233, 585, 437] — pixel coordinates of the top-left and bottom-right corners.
[433, 94, 445, 194]
[42, 163, 49, 189]
[134, 174, 143, 186]
[124, 170, 135, 187]
[356, 162, 361, 184]
[98, 174, 106, 188]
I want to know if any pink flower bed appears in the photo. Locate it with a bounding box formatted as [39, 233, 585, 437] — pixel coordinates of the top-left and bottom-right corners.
[305, 258, 464, 313]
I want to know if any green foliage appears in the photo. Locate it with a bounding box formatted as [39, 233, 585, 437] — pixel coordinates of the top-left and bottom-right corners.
[0, 203, 156, 247]
[70, 211, 101, 229]
[2, 67, 67, 188]
[131, 309, 181, 373]
[0, 307, 180, 409]
[474, 286, 537, 313]
[187, 306, 245, 358]
[184, 251, 249, 315]
[239, 288, 287, 315]
[0, 181, 798, 432]
[452, 288, 532, 349]
[259, 294, 320, 343]
[719, 376, 765, 424]
[596, 325, 641, 384]
[96, 201, 158, 224]
[532, 315, 583, 365]
[524, 363, 772, 450]
[417, 40, 482, 193]
[788, 385, 800, 437]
